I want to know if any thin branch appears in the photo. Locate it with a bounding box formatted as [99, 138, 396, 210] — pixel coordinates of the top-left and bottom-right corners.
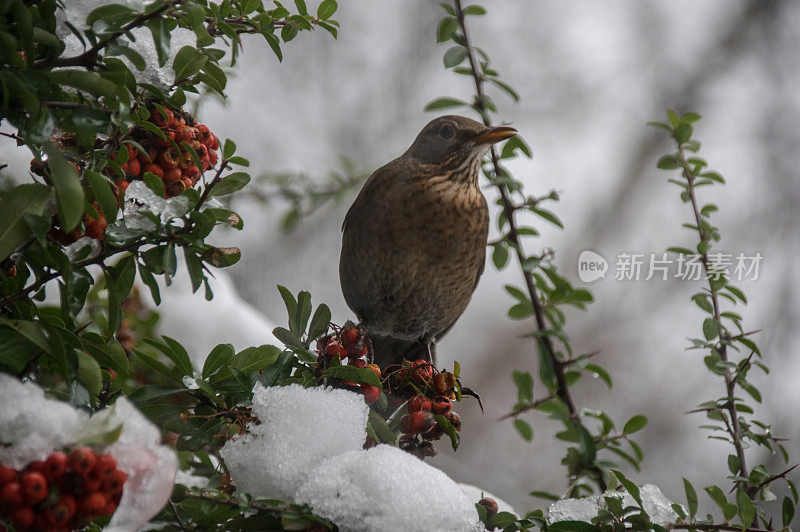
[34, 1, 179, 69]
[678, 142, 750, 494]
[453, 0, 606, 492]
[496, 393, 556, 422]
[169, 498, 188, 531]
[453, 0, 577, 415]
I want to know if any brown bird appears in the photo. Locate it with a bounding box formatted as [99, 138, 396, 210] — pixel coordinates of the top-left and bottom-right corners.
[339, 115, 517, 367]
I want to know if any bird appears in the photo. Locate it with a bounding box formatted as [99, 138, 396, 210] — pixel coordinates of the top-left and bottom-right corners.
[339, 115, 517, 368]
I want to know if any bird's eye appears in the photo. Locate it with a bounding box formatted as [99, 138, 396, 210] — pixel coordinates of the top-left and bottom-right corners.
[439, 125, 455, 139]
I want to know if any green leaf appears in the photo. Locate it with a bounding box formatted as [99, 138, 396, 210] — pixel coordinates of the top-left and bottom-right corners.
[202, 343, 235, 379]
[76, 351, 102, 398]
[683, 478, 698, 519]
[548, 522, 600, 532]
[273, 326, 303, 348]
[48, 70, 117, 100]
[0, 184, 51, 260]
[307, 304, 331, 341]
[158, 336, 194, 377]
[443, 46, 467, 68]
[492, 243, 509, 269]
[704, 485, 738, 520]
[436, 17, 458, 42]
[611, 470, 641, 506]
[226, 345, 281, 376]
[433, 414, 460, 450]
[622, 415, 648, 434]
[85, 170, 118, 223]
[782, 496, 795, 527]
[736, 488, 755, 526]
[532, 207, 563, 228]
[514, 418, 533, 441]
[657, 154, 682, 170]
[295, 291, 312, 336]
[512, 370, 533, 403]
[322, 365, 381, 388]
[316, 0, 337, 19]
[702, 318, 719, 340]
[173, 45, 208, 83]
[727, 454, 741, 476]
[43, 142, 84, 232]
[462, 5, 487, 15]
[208, 172, 250, 197]
[86, 4, 137, 27]
[146, 17, 170, 67]
[424, 96, 467, 111]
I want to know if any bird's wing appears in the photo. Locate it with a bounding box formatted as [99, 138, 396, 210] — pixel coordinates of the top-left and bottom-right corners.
[342, 159, 404, 232]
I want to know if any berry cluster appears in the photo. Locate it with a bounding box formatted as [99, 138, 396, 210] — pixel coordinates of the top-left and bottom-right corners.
[316, 325, 382, 404]
[114, 104, 219, 198]
[0, 448, 126, 531]
[393, 363, 462, 459]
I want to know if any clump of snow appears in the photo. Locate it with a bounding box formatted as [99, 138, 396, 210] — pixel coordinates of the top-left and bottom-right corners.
[64, 236, 101, 262]
[296, 446, 483, 532]
[0, 374, 87, 469]
[459, 483, 518, 517]
[548, 484, 681, 526]
[106, 181, 190, 244]
[220, 383, 370, 501]
[0, 374, 178, 532]
[57, 0, 197, 88]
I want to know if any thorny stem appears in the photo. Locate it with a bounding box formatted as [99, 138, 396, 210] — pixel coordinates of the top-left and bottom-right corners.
[677, 142, 750, 494]
[453, 0, 606, 492]
[169, 498, 188, 531]
[453, 0, 576, 415]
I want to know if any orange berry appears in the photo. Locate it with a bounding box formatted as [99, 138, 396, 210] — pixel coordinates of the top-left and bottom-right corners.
[44, 452, 67, 478]
[144, 163, 163, 179]
[20, 471, 47, 503]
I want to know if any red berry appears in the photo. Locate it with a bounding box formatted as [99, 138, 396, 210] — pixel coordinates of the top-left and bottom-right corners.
[9, 506, 34, 528]
[341, 327, 358, 348]
[44, 452, 68, 479]
[118, 180, 130, 192]
[407, 395, 431, 412]
[209, 134, 219, 150]
[0, 465, 17, 484]
[144, 163, 164, 179]
[399, 410, 435, 435]
[352, 359, 366, 369]
[360, 384, 380, 404]
[126, 157, 140, 177]
[324, 339, 346, 359]
[431, 396, 452, 415]
[163, 167, 182, 183]
[151, 108, 172, 128]
[410, 359, 433, 383]
[20, 471, 48, 503]
[165, 180, 186, 198]
[81, 469, 103, 494]
[208, 150, 218, 167]
[80, 492, 107, 517]
[85, 220, 104, 240]
[25, 460, 45, 473]
[103, 498, 118, 517]
[94, 455, 116, 479]
[48, 494, 76, 525]
[68, 448, 96, 475]
[184, 165, 200, 177]
[0, 481, 23, 506]
[196, 124, 211, 142]
[101, 469, 126, 495]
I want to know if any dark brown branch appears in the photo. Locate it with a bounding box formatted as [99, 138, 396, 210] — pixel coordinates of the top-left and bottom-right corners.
[678, 142, 750, 495]
[35, 1, 179, 69]
[453, 0, 577, 415]
[496, 393, 557, 422]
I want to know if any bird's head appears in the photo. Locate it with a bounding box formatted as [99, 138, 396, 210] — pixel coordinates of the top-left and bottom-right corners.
[404, 115, 517, 176]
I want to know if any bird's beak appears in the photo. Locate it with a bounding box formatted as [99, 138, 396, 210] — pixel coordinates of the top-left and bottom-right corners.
[471, 125, 517, 145]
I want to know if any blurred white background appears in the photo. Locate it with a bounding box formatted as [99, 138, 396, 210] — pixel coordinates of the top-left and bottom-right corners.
[3, 0, 799, 517]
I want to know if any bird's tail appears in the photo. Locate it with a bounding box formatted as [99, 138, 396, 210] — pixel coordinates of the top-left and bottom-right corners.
[368, 335, 430, 369]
